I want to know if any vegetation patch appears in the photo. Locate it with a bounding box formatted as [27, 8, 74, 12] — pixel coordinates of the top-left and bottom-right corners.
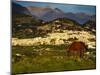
[12, 45, 96, 74]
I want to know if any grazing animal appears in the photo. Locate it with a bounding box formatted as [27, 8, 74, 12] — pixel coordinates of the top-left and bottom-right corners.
[67, 41, 87, 61]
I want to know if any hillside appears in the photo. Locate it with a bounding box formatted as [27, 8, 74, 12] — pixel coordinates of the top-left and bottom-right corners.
[82, 20, 96, 34]
[12, 17, 85, 38]
[83, 20, 96, 29]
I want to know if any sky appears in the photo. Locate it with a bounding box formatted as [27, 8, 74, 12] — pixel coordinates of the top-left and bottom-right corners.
[13, 1, 96, 15]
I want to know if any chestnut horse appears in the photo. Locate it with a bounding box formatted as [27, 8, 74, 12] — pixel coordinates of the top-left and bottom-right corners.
[67, 41, 87, 60]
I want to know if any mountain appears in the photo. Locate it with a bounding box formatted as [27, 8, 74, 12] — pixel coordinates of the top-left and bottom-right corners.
[12, 2, 96, 25]
[39, 8, 65, 21]
[26, 6, 95, 24]
[12, 2, 31, 15]
[12, 2, 34, 29]
[26, 6, 66, 22]
[64, 13, 93, 24]
[27, 6, 53, 18]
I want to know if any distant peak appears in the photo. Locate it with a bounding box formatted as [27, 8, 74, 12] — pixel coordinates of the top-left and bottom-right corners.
[54, 8, 63, 13]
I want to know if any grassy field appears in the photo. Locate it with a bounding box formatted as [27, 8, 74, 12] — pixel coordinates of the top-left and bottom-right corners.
[12, 44, 96, 74]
